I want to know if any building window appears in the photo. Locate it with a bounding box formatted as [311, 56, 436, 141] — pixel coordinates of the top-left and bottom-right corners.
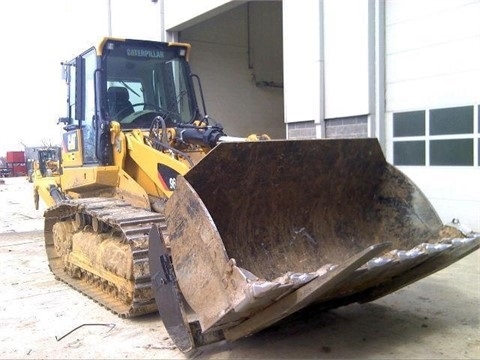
[430, 106, 473, 135]
[393, 111, 425, 137]
[430, 139, 473, 166]
[393, 105, 478, 167]
[394, 141, 425, 165]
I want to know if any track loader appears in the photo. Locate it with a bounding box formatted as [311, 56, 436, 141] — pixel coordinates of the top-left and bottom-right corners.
[28, 146, 61, 183]
[33, 37, 479, 354]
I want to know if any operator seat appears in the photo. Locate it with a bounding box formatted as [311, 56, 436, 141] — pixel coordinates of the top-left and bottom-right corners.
[107, 86, 135, 120]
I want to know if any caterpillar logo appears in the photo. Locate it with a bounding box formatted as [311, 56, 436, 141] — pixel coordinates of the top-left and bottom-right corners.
[126, 48, 164, 59]
[63, 131, 78, 152]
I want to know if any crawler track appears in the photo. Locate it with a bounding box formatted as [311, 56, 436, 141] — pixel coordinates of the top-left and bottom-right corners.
[44, 197, 165, 317]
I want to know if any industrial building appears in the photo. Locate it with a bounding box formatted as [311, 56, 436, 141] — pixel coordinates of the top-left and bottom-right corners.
[96, 0, 480, 230]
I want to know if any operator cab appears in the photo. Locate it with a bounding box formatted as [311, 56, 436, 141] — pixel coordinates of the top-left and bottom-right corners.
[103, 40, 199, 128]
[60, 38, 201, 165]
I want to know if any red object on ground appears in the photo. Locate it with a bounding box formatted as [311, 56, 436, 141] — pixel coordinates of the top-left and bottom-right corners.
[6, 151, 25, 163]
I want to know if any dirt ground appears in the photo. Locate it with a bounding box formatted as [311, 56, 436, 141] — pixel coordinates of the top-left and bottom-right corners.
[0, 176, 479, 359]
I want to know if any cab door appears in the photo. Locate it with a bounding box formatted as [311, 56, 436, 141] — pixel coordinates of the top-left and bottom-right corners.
[79, 48, 97, 164]
[62, 48, 98, 166]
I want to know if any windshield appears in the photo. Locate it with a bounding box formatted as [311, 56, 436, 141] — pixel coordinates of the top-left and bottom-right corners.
[101, 40, 197, 126]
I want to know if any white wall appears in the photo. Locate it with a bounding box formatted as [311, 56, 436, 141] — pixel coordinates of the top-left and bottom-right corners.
[164, 0, 247, 30]
[282, 0, 322, 124]
[399, 166, 480, 232]
[282, 0, 373, 126]
[179, 3, 285, 139]
[323, 0, 371, 118]
[386, 0, 480, 111]
[386, 0, 480, 231]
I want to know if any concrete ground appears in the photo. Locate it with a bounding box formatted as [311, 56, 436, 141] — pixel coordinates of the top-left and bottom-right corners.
[0, 176, 478, 359]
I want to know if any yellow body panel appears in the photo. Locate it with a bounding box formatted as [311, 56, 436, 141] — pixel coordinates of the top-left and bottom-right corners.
[96, 37, 192, 60]
[33, 175, 61, 209]
[34, 124, 199, 210]
[116, 168, 150, 208]
[61, 166, 119, 191]
[124, 130, 191, 199]
[111, 121, 127, 168]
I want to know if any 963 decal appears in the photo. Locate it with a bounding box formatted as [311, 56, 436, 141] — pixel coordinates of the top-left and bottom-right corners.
[157, 164, 179, 191]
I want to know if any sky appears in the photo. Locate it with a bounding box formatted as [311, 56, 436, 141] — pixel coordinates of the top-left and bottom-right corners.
[0, 0, 113, 156]
[0, 0, 165, 156]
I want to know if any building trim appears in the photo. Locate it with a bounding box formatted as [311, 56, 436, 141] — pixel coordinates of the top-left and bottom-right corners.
[315, 0, 326, 139]
[373, 0, 386, 152]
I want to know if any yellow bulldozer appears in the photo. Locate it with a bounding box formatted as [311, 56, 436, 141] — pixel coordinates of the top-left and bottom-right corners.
[33, 37, 479, 354]
[28, 146, 61, 183]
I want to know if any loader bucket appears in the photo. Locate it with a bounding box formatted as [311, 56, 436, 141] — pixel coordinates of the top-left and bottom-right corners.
[164, 138, 479, 343]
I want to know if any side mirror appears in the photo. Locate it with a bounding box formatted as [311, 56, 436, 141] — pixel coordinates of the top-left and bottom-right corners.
[57, 117, 71, 125]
